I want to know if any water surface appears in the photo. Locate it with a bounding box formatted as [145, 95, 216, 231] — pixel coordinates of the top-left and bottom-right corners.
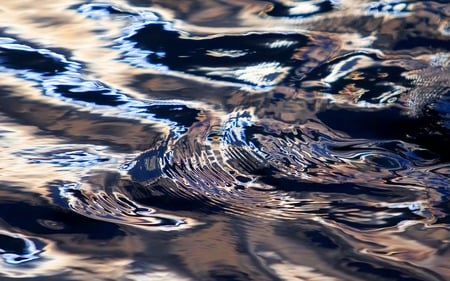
[0, 0, 449, 280]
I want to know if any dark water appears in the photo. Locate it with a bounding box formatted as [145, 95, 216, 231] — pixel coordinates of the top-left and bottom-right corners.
[0, 0, 449, 280]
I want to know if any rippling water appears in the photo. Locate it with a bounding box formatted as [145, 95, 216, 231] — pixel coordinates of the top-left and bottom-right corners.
[0, 0, 449, 280]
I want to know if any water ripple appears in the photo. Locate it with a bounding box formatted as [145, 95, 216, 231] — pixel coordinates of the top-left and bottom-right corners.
[0, 0, 449, 280]
[57, 176, 201, 231]
[0, 230, 43, 265]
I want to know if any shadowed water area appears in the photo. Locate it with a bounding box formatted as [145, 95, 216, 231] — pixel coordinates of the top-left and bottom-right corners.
[0, 0, 449, 280]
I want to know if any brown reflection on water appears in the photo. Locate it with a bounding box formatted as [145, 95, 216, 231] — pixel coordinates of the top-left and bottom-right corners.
[0, 0, 449, 280]
[127, 0, 270, 27]
[0, 0, 158, 104]
[171, 217, 348, 281]
[0, 74, 165, 154]
[169, 215, 450, 280]
[328, 221, 450, 279]
[0, 185, 194, 280]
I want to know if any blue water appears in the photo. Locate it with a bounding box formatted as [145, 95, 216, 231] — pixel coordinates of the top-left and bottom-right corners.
[0, 0, 449, 280]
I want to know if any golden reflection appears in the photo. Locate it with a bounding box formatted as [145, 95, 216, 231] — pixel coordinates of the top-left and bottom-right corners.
[0, 115, 84, 188]
[338, 83, 369, 102]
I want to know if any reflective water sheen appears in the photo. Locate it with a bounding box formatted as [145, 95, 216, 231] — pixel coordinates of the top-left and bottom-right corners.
[0, 0, 449, 280]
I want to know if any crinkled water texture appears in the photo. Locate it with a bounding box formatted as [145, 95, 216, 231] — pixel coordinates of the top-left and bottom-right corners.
[0, 0, 449, 280]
